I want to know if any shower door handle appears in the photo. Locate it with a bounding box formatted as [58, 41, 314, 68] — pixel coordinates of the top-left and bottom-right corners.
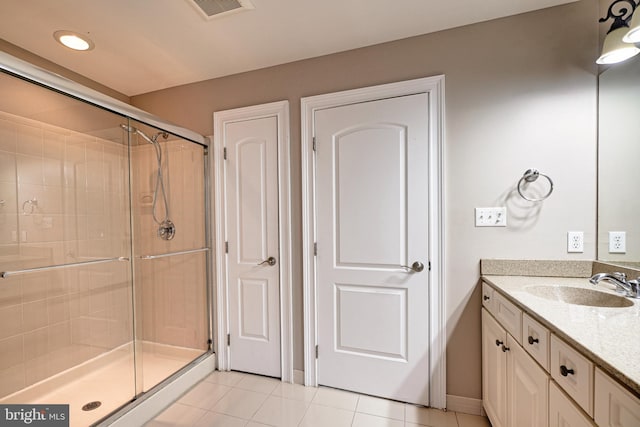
[258, 257, 277, 266]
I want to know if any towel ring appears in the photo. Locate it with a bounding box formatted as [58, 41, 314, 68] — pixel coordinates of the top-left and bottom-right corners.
[517, 169, 553, 202]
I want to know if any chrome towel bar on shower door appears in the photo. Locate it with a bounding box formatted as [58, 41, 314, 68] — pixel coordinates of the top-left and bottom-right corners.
[139, 247, 210, 260]
[0, 256, 130, 279]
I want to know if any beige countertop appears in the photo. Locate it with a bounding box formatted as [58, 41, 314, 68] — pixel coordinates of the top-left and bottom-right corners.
[482, 275, 640, 398]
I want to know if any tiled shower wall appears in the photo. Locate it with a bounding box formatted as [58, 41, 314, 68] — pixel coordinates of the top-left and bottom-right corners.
[132, 139, 208, 352]
[0, 112, 133, 398]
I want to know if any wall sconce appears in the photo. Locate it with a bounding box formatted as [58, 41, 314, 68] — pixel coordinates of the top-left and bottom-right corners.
[597, 0, 640, 64]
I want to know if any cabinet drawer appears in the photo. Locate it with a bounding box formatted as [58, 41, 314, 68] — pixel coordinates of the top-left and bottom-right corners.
[522, 313, 550, 372]
[493, 292, 523, 344]
[482, 282, 494, 312]
[550, 334, 594, 416]
[594, 368, 640, 427]
[549, 381, 596, 427]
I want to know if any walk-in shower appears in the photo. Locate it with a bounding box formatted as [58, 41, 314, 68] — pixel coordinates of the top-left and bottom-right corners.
[0, 52, 212, 426]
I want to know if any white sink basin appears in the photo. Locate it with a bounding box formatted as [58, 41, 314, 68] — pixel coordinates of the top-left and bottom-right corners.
[524, 285, 633, 308]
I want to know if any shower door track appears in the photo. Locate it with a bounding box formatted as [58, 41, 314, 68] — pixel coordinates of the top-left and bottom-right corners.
[0, 256, 130, 278]
[138, 247, 209, 260]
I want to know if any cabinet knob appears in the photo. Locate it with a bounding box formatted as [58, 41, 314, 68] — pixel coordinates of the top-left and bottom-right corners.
[495, 339, 504, 347]
[560, 365, 575, 377]
[528, 336, 539, 345]
[502, 345, 510, 352]
[483, 295, 490, 301]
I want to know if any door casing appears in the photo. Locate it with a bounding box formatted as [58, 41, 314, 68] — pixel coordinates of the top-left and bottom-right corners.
[300, 76, 446, 408]
[213, 100, 293, 382]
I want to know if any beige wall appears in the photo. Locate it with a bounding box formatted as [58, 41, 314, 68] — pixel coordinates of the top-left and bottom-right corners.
[132, 1, 599, 400]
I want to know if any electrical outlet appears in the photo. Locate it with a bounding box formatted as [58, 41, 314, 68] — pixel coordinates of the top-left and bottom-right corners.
[567, 231, 584, 253]
[609, 231, 626, 253]
[475, 207, 507, 227]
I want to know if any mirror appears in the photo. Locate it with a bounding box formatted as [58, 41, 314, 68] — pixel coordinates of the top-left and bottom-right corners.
[598, 54, 640, 267]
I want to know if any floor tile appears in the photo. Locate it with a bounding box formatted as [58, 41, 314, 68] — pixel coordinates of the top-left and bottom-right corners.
[211, 388, 269, 420]
[405, 405, 459, 427]
[179, 381, 232, 410]
[271, 382, 317, 402]
[204, 371, 248, 387]
[352, 412, 404, 427]
[145, 402, 207, 427]
[193, 411, 247, 427]
[235, 374, 280, 394]
[311, 386, 359, 411]
[456, 413, 491, 427]
[356, 395, 405, 421]
[251, 395, 309, 426]
[246, 423, 271, 427]
[298, 403, 354, 427]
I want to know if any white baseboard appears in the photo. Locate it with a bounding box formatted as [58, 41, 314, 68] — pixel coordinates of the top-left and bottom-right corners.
[446, 394, 485, 416]
[293, 369, 304, 385]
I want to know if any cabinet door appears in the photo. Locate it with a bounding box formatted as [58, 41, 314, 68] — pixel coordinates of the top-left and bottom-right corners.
[482, 309, 508, 427]
[549, 381, 596, 427]
[594, 368, 640, 427]
[508, 334, 549, 427]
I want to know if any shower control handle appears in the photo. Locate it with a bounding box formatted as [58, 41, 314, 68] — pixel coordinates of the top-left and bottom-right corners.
[258, 257, 277, 267]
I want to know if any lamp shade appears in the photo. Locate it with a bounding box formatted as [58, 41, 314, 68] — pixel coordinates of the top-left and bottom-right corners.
[597, 26, 640, 64]
[623, 10, 640, 43]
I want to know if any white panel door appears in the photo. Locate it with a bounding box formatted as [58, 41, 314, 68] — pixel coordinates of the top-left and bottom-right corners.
[314, 93, 430, 404]
[225, 116, 281, 377]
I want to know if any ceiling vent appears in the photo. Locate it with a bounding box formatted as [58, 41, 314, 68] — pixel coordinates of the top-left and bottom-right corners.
[189, 0, 254, 20]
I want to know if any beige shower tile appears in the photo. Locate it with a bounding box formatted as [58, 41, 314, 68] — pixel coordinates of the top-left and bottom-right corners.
[16, 154, 43, 186]
[0, 275, 21, 307]
[17, 124, 43, 157]
[23, 299, 48, 332]
[0, 304, 22, 339]
[43, 158, 63, 187]
[0, 335, 23, 369]
[43, 130, 66, 160]
[0, 363, 25, 398]
[47, 295, 70, 324]
[0, 151, 16, 182]
[23, 327, 48, 361]
[0, 118, 17, 153]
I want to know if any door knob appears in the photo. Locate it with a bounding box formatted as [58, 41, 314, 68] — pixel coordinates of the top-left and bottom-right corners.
[401, 261, 424, 273]
[258, 257, 277, 266]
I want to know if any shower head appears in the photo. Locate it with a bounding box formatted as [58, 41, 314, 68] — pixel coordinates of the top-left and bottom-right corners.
[120, 123, 155, 145]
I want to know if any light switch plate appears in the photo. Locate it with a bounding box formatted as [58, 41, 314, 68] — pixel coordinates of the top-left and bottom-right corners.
[475, 207, 507, 227]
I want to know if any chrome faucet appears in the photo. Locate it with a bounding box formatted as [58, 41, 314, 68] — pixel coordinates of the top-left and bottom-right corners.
[589, 272, 640, 299]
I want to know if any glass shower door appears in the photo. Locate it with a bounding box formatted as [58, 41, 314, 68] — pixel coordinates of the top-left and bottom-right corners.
[0, 70, 136, 426]
[128, 120, 209, 393]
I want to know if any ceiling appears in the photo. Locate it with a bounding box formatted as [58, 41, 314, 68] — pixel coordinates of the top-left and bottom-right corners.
[0, 0, 577, 97]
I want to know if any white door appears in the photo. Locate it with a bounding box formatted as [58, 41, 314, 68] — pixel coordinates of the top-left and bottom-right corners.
[314, 93, 431, 404]
[225, 116, 281, 377]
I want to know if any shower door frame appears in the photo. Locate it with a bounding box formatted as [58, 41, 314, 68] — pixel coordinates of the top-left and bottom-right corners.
[212, 100, 294, 383]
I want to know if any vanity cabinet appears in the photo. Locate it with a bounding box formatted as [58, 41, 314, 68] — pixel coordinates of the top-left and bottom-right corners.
[482, 308, 548, 427]
[482, 280, 640, 427]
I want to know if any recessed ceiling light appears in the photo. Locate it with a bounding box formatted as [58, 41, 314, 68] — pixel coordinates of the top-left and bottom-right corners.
[53, 30, 94, 51]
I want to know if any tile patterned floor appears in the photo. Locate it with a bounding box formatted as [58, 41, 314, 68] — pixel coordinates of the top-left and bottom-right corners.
[146, 371, 491, 427]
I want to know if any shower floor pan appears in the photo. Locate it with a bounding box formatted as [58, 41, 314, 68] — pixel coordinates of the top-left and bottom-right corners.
[0, 341, 203, 427]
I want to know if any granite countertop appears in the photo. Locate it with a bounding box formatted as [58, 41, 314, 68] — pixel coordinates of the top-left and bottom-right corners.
[482, 275, 640, 398]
